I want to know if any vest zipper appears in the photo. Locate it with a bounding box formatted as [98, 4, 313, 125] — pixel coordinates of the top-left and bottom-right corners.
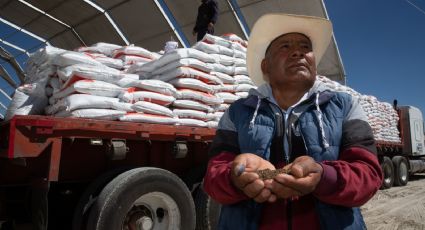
[286, 110, 293, 230]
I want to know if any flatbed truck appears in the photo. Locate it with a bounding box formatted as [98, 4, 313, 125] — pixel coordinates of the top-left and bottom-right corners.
[0, 115, 218, 229]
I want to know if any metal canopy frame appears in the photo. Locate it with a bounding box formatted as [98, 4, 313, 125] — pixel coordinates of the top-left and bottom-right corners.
[0, 0, 347, 117]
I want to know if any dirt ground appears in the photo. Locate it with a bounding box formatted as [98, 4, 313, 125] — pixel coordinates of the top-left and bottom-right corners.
[361, 173, 425, 230]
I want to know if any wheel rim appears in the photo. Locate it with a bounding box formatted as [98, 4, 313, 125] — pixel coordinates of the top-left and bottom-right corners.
[399, 161, 408, 182]
[123, 192, 181, 230]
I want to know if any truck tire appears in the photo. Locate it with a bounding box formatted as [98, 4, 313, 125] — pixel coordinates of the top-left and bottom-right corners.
[392, 156, 409, 186]
[193, 184, 221, 230]
[87, 167, 196, 230]
[72, 167, 132, 230]
[381, 156, 394, 189]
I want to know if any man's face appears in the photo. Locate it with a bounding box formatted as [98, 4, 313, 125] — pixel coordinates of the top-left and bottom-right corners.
[261, 33, 316, 87]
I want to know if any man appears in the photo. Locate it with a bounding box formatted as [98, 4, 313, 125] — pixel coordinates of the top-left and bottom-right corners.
[193, 0, 218, 41]
[203, 14, 383, 229]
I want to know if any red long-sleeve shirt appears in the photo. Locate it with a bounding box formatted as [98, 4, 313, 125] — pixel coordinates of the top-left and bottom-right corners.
[204, 147, 383, 229]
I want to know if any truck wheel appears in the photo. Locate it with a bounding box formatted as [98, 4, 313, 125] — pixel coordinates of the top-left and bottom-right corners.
[72, 167, 131, 230]
[87, 167, 195, 230]
[381, 156, 394, 189]
[193, 184, 221, 230]
[392, 156, 409, 186]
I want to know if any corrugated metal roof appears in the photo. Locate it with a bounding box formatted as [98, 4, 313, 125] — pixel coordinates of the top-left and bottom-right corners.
[0, 0, 346, 114]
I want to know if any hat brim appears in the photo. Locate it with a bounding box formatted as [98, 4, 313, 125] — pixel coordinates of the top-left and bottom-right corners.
[246, 14, 333, 86]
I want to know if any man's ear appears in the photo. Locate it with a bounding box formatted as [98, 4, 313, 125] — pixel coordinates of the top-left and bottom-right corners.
[261, 58, 268, 75]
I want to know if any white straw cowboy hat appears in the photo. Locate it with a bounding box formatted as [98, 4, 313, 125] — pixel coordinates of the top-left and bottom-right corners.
[246, 13, 333, 86]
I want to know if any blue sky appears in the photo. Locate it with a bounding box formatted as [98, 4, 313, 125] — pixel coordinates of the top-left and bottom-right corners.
[326, 0, 425, 114]
[1, 0, 425, 118]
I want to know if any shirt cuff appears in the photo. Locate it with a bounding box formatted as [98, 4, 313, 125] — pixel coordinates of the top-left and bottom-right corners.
[313, 163, 338, 196]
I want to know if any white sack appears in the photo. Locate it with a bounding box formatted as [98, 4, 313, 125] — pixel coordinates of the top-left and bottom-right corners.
[126, 80, 178, 97]
[55, 108, 125, 120]
[119, 55, 152, 65]
[207, 111, 224, 121]
[207, 63, 235, 75]
[57, 64, 122, 87]
[150, 58, 212, 76]
[169, 78, 214, 94]
[172, 100, 213, 112]
[221, 34, 248, 47]
[119, 113, 177, 124]
[115, 74, 140, 87]
[131, 101, 174, 117]
[212, 84, 236, 93]
[206, 120, 218, 128]
[209, 54, 237, 66]
[210, 71, 235, 84]
[177, 118, 207, 127]
[234, 75, 253, 85]
[111, 101, 134, 112]
[177, 89, 223, 105]
[27, 46, 67, 66]
[119, 90, 175, 106]
[112, 46, 156, 60]
[236, 84, 256, 92]
[235, 91, 249, 98]
[51, 80, 124, 100]
[213, 103, 230, 112]
[75, 42, 122, 57]
[152, 67, 223, 85]
[202, 34, 233, 48]
[173, 109, 208, 120]
[132, 48, 215, 73]
[216, 92, 240, 103]
[193, 42, 234, 57]
[53, 51, 104, 67]
[87, 53, 124, 69]
[45, 94, 119, 115]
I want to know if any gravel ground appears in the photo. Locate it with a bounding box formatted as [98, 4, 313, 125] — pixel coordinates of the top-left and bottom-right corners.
[362, 174, 425, 230]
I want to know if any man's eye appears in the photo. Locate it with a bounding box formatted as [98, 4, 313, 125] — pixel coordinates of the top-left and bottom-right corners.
[302, 44, 312, 50]
[279, 44, 289, 49]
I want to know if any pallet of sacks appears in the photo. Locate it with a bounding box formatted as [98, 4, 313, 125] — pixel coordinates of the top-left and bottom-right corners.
[6, 34, 258, 128]
[317, 76, 401, 143]
[125, 33, 256, 128]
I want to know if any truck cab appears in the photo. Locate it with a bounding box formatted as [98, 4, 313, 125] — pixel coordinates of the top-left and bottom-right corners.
[398, 106, 425, 156]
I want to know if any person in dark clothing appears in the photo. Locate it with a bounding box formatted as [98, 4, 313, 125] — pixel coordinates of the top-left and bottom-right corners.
[193, 0, 218, 41]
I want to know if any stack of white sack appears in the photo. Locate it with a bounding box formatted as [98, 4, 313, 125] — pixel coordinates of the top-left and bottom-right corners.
[126, 47, 226, 128]
[7, 44, 149, 121]
[194, 34, 257, 116]
[7, 37, 256, 127]
[317, 76, 401, 143]
[45, 57, 141, 120]
[359, 97, 400, 142]
[5, 46, 67, 121]
[118, 79, 179, 124]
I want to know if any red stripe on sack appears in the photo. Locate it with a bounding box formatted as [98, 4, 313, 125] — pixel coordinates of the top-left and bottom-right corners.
[113, 52, 152, 60]
[62, 75, 86, 89]
[127, 87, 136, 93]
[202, 39, 215, 44]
